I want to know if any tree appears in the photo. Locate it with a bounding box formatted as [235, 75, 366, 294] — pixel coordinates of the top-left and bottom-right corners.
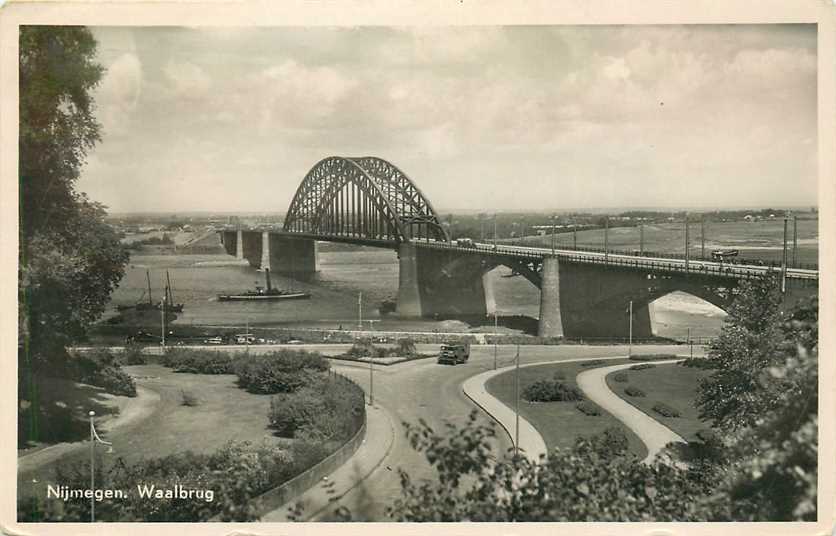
[696, 274, 785, 431]
[18, 26, 127, 359]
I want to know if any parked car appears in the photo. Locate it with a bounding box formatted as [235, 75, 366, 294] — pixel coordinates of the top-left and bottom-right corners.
[205, 337, 224, 345]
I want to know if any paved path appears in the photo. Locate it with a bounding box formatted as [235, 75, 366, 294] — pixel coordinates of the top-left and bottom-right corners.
[261, 401, 396, 522]
[576, 360, 687, 464]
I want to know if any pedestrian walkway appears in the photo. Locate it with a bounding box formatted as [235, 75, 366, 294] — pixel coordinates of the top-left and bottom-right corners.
[462, 366, 548, 462]
[261, 402, 396, 522]
[576, 360, 687, 464]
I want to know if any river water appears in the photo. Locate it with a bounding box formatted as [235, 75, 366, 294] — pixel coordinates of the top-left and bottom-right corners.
[109, 248, 726, 340]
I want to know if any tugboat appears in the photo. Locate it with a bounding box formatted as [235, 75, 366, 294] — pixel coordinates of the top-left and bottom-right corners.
[217, 268, 311, 301]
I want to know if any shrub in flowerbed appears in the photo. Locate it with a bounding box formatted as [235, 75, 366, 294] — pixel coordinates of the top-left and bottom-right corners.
[629, 363, 656, 371]
[522, 380, 584, 402]
[162, 348, 235, 374]
[580, 360, 608, 367]
[612, 372, 629, 383]
[232, 350, 330, 394]
[624, 386, 646, 397]
[652, 402, 681, 418]
[344, 338, 387, 358]
[628, 353, 676, 362]
[66, 348, 137, 397]
[586, 426, 629, 457]
[395, 337, 418, 357]
[679, 357, 719, 370]
[575, 400, 602, 416]
[269, 376, 365, 441]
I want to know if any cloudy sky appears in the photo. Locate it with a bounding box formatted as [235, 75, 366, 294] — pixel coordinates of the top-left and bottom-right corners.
[78, 25, 817, 213]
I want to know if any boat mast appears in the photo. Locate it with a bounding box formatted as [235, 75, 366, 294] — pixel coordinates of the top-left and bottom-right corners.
[146, 270, 153, 306]
[166, 270, 174, 305]
[265, 268, 272, 292]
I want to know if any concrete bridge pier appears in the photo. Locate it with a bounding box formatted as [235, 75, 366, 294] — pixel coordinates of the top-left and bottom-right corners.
[537, 256, 563, 338]
[396, 242, 490, 318]
[260, 231, 271, 271]
[267, 234, 319, 275]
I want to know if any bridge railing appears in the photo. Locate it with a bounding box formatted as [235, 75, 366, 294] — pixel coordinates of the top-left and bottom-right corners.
[413, 241, 817, 282]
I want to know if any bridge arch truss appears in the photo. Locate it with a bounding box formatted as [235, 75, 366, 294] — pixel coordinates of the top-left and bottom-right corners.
[283, 156, 449, 244]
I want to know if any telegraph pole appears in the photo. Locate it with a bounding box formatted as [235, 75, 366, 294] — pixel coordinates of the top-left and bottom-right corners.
[369, 357, 374, 406]
[493, 311, 498, 370]
[684, 213, 690, 273]
[161, 294, 166, 349]
[639, 224, 644, 255]
[551, 214, 556, 255]
[493, 214, 498, 251]
[628, 300, 633, 357]
[792, 215, 798, 268]
[604, 216, 609, 263]
[89, 411, 96, 522]
[358, 292, 363, 330]
[781, 217, 788, 293]
[573, 225, 578, 250]
[514, 345, 520, 458]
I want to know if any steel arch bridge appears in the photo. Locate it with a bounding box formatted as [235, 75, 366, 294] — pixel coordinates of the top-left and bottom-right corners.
[283, 156, 449, 244]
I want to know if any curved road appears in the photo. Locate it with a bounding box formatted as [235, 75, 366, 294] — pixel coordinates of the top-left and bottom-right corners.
[310, 344, 694, 521]
[576, 360, 687, 464]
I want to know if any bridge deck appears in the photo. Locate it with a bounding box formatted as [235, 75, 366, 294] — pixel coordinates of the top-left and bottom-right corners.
[223, 229, 818, 283]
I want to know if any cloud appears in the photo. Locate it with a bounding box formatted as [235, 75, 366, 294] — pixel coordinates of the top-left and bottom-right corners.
[94, 53, 142, 137]
[163, 60, 212, 99]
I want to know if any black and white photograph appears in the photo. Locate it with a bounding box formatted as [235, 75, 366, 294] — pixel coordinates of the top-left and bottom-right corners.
[3, 1, 833, 532]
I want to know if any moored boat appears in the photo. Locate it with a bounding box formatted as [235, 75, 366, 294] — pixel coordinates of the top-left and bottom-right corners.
[217, 268, 311, 301]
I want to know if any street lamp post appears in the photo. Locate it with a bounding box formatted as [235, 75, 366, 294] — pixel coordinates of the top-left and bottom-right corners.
[493, 214, 498, 251]
[358, 292, 363, 330]
[684, 214, 690, 273]
[604, 216, 609, 263]
[551, 214, 556, 255]
[628, 300, 633, 357]
[161, 294, 166, 349]
[369, 357, 374, 406]
[493, 311, 498, 370]
[514, 345, 520, 458]
[89, 411, 96, 523]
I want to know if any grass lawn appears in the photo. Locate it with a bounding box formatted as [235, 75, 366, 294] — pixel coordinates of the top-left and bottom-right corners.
[485, 359, 648, 460]
[18, 364, 286, 501]
[605, 362, 715, 442]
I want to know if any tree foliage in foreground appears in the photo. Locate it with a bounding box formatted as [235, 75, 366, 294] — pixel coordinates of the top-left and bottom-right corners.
[19, 26, 129, 360]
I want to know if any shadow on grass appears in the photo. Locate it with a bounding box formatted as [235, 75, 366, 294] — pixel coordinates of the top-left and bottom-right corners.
[18, 375, 119, 449]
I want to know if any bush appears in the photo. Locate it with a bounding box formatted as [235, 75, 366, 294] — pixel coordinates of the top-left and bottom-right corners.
[181, 390, 199, 406]
[612, 372, 629, 383]
[628, 353, 676, 362]
[624, 386, 646, 397]
[232, 351, 330, 394]
[586, 426, 629, 458]
[396, 338, 417, 357]
[552, 371, 566, 381]
[344, 339, 386, 358]
[575, 401, 602, 416]
[629, 363, 656, 371]
[695, 428, 717, 443]
[522, 380, 584, 402]
[580, 360, 608, 367]
[163, 348, 234, 374]
[652, 402, 681, 418]
[679, 357, 719, 370]
[269, 376, 365, 441]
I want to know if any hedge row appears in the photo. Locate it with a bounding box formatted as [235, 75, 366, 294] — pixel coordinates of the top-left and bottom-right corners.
[652, 402, 681, 418]
[624, 386, 646, 398]
[66, 348, 137, 397]
[629, 363, 656, 371]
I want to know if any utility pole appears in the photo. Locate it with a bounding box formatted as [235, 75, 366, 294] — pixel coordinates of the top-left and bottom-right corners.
[89, 411, 96, 523]
[161, 294, 166, 349]
[639, 224, 644, 255]
[493, 311, 498, 370]
[781, 217, 788, 293]
[628, 300, 633, 357]
[493, 213, 498, 251]
[514, 345, 520, 458]
[604, 216, 609, 263]
[688, 327, 693, 358]
[684, 213, 690, 273]
[358, 292, 363, 330]
[573, 225, 578, 250]
[551, 214, 556, 255]
[369, 357, 374, 406]
[480, 214, 485, 242]
[792, 215, 798, 268]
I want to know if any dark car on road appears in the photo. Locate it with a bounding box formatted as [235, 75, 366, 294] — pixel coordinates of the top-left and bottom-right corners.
[438, 342, 470, 365]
